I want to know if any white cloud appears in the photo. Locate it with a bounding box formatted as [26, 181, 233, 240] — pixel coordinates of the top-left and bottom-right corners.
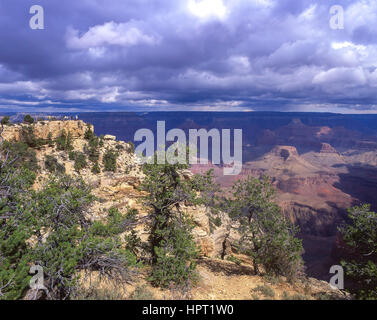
[66, 21, 159, 49]
[312, 67, 367, 89]
[331, 41, 366, 52]
[345, 0, 377, 34]
[298, 4, 317, 21]
[188, 0, 228, 20]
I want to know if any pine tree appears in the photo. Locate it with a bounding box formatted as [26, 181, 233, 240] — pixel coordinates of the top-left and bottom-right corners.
[227, 175, 304, 280]
[340, 204, 377, 299]
[141, 152, 215, 287]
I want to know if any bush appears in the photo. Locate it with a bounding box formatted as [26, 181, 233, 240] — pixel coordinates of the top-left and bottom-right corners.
[99, 135, 104, 147]
[130, 285, 155, 300]
[85, 136, 100, 163]
[127, 142, 135, 154]
[23, 115, 34, 124]
[47, 133, 54, 147]
[213, 216, 222, 227]
[20, 126, 44, 149]
[1, 141, 39, 172]
[251, 285, 275, 299]
[73, 152, 87, 172]
[227, 176, 304, 280]
[68, 151, 76, 161]
[0, 166, 138, 300]
[282, 292, 310, 300]
[103, 149, 117, 172]
[84, 124, 95, 140]
[55, 130, 73, 152]
[339, 204, 377, 299]
[226, 255, 242, 266]
[91, 161, 101, 174]
[72, 280, 125, 300]
[0, 154, 36, 299]
[44, 155, 65, 174]
[1, 116, 10, 125]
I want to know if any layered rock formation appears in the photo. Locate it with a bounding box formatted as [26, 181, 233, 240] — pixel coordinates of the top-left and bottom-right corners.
[1, 120, 91, 141]
[320, 143, 339, 155]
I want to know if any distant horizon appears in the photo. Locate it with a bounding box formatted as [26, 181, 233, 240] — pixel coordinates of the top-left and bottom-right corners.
[2, 110, 377, 116]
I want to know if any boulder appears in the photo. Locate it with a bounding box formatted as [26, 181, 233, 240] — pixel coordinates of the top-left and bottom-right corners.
[104, 135, 116, 141]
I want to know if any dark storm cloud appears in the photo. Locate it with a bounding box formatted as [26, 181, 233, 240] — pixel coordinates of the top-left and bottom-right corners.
[0, 0, 377, 113]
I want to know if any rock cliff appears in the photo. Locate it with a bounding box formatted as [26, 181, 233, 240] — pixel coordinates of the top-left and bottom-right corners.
[1, 120, 91, 141]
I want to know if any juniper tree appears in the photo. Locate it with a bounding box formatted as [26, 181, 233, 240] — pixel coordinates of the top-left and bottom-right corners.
[141, 151, 216, 287]
[339, 204, 377, 299]
[73, 152, 87, 172]
[103, 148, 117, 172]
[1, 116, 10, 126]
[0, 151, 36, 300]
[227, 175, 304, 280]
[23, 115, 34, 124]
[84, 123, 95, 140]
[55, 130, 73, 152]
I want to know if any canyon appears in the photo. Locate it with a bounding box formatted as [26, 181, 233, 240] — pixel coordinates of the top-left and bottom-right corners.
[1, 116, 353, 299]
[5, 112, 377, 281]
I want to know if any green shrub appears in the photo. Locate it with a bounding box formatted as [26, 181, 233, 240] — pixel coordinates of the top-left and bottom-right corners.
[73, 152, 87, 172]
[72, 281, 124, 300]
[1, 116, 10, 125]
[86, 136, 100, 163]
[263, 274, 281, 286]
[227, 176, 304, 280]
[55, 130, 73, 151]
[44, 155, 65, 174]
[0, 165, 138, 300]
[282, 292, 310, 300]
[130, 285, 155, 300]
[103, 148, 117, 172]
[251, 293, 260, 300]
[84, 124, 95, 140]
[68, 151, 76, 161]
[226, 255, 242, 266]
[91, 161, 101, 174]
[339, 204, 377, 299]
[213, 216, 222, 227]
[99, 135, 104, 147]
[251, 285, 275, 299]
[23, 115, 34, 124]
[47, 133, 54, 147]
[127, 142, 135, 154]
[20, 126, 44, 149]
[1, 141, 39, 172]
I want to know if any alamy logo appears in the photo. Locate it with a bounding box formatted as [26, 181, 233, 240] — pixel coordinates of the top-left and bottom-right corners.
[329, 5, 344, 30]
[134, 121, 243, 175]
[329, 265, 344, 290]
[29, 265, 47, 291]
[29, 5, 44, 30]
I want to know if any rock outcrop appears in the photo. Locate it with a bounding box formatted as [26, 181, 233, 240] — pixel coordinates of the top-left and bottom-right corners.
[1, 120, 91, 141]
[320, 143, 339, 155]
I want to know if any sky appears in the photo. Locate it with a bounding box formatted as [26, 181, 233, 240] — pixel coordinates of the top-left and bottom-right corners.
[0, 0, 377, 113]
